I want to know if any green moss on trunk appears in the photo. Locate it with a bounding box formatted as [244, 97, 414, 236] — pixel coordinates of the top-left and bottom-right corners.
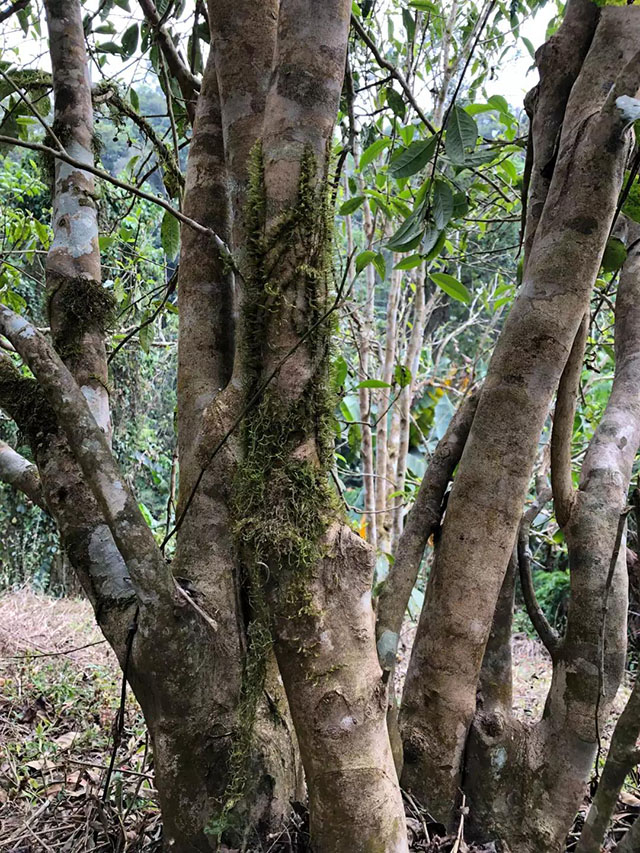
[209, 143, 338, 843]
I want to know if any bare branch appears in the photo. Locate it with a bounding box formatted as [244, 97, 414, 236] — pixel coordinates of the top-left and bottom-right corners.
[376, 390, 480, 650]
[0, 0, 28, 24]
[0, 440, 47, 510]
[517, 487, 561, 659]
[0, 304, 173, 609]
[576, 670, 640, 853]
[351, 14, 436, 133]
[94, 83, 184, 190]
[138, 0, 200, 124]
[551, 312, 588, 528]
[0, 135, 234, 266]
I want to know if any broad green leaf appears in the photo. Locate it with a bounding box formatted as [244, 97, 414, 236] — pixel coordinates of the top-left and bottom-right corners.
[359, 138, 390, 171]
[356, 379, 392, 389]
[601, 237, 627, 272]
[488, 94, 510, 115]
[96, 41, 123, 56]
[139, 316, 154, 353]
[334, 355, 348, 388]
[340, 399, 354, 422]
[409, 0, 439, 10]
[394, 364, 412, 387]
[445, 106, 479, 164]
[339, 195, 365, 215]
[465, 103, 494, 116]
[161, 209, 180, 260]
[386, 87, 406, 119]
[432, 180, 454, 230]
[402, 8, 416, 41]
[431, 272, 471, 304]
[355, 250, 376, 274]
[122, 24, 139, 59]
[390, 135, 437, 178]
[394, 254, 423, 270]
[452, 191, 469, 218]
[372, 252, 386, 280]
[355, 248, 386, 279]
[386, 212, 425, 252]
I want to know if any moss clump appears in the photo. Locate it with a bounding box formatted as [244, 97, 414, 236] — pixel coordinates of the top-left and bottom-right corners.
[209, 143, 338, 843]
[48, 275, 116, 359]
[0, 358, 58, 449]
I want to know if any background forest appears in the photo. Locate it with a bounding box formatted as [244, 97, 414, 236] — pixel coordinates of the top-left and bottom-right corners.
[1, 1, 640, 852]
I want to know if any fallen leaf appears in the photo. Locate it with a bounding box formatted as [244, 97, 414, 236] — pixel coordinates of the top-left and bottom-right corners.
[53, 731, 80, 751]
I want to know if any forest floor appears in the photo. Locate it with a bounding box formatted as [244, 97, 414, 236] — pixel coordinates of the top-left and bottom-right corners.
[0, 589, 638, 852]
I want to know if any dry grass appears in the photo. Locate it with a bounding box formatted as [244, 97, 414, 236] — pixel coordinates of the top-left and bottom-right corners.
[0, 589, 638, 852]
[0, 588, 159, 853]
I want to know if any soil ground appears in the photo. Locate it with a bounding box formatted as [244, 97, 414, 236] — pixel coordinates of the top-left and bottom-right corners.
[0, 589, 638, 852]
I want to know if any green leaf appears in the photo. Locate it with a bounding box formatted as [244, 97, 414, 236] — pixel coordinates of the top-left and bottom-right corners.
[356, 250, 386, 278]
[359, 138, 390, 171]
[402, 8, 416, 40]
[386, 87, 406, 120]
[356, 379, 392, 389]
[394, 254, 423, 270]
[138, 501, 154, 526]
[409, 0, 439, 10]
[114, 0, 131, 9]
[334, 355, 348, 388]
[445, 106, 479, 164]
[386, 203, 426, 251]
[487, 94, 510, 115]
[452, 191, 469, 218]
[96, 41, 123, 56]
[432, 179, 454, 230]
[139, 316, 154, 353]
[430, 272, 470, 304]
[339, 195, 365, 215]
[372, 252, 386, 280]
[161, 209, 180, 260]
[601, 237, 627, 273]
[356, 250, 376, 274]
[389, 135, 437, 178]
[122, 23, 139, 59]
[340, 399, 355, 422]
[394, 364, 412, 387]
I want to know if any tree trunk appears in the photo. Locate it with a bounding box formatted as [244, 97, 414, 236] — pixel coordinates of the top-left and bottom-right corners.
[463, 207, 640, 853]
[400, 3, 640, 826]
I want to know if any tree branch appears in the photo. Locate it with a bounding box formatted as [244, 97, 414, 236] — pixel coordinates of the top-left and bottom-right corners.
[0, 439, 47, 510]
[138, 0, 200, 124]
[576, 670, 640, 853]
[0, 304, 173, 609]
[94, 83, 184, 192]
[551, 312, 588, 528]
[517, 486, 561, 659]
[0, 135, 234, 267]
[376, 390, 480, 651]
[0, 0, 28, 24]
[351, 14, 436, 133]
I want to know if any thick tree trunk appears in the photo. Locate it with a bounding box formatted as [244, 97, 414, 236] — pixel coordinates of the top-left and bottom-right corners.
[400, 4, 640, 825]
[223, 3, 408, 849]
[464, 214, 640, 853]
